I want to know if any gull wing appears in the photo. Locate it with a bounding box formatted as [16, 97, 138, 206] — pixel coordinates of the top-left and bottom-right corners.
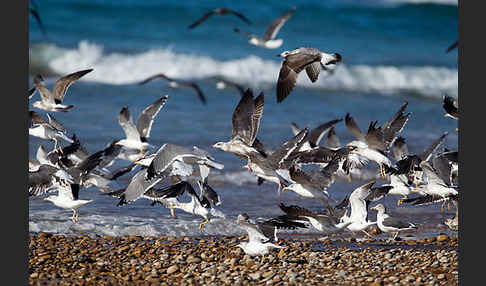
[188, 10, 217, 29]
[304, 62, 321, 83]
[267, 128, 308, 169]
[324, 127, 341, 149]
[231, 89, 255, 144]
[33, 75, 56, 105]
[365, 121, 386, 151]
[52, 69, 93, 104]
[139, 73, 172, 85]
[250, 92, 264, 145]
[345, 113, 365, 142]
[136, 96, 169, 141]
[419, 132, 448, 162]
[307, 118, 343, 148]
[262, 7, 296, 41]
[118, 107, 141, 142]
[419, 161, 448, 187]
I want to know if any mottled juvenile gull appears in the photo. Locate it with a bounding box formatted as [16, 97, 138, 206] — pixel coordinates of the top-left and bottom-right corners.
[188, 8, 251, 29]
[276, 47, 342, 103]
[233, 7, 295, 49]
[370, 203, 417, 241]
[212, 89, 266, 158]
[31, 69, 93, 112]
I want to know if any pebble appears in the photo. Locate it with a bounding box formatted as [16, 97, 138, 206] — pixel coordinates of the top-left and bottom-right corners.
[28, 233, 458, 285]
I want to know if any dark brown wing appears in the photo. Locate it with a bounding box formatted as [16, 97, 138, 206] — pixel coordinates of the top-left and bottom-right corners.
[365, 121, 386, 151]
[231, 89, 255, 144]
[179, 81, 207, 104]
[305, 62, 321, 83]
[345, 113, 365, 142]
[250, 92, 264, 145]
[307, 118, 343, 148]
[188, 11, 216, 29]
[262, 7, 296, 41]
[52, 69, 93, 103]
[138, 73, 172, 85]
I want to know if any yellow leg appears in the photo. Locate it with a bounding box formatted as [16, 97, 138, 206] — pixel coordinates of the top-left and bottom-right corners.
[362, 230, 373, 238]
[447, 200, 451, 211]
[198, 218, 210, 230]
[347, 174, 352, 182]
[170, 205, 175, 218]
[380, 165, 386, 180]
[441, 200, 446, 213]
[397, 195, 407, 206]
[170, 176, 176, 184]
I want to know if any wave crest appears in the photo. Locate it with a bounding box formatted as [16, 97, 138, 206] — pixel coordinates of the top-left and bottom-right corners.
[30, 41, 457, 98]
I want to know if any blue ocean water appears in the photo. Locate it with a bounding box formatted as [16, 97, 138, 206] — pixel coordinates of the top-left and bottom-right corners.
[29, 0, 458, 238]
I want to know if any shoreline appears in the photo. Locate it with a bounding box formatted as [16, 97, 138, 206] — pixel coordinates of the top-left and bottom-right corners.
[29, 232, 458, 285]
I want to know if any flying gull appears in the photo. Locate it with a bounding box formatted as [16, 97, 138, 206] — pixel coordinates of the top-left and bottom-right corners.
[281, 159, 340, 214]
[31, 69, 93, 112]
[29, 164, 72, 197]
[336, 181, 378, 236]
[445, 40, 458, 53]
[29, 4, 46, 36]
[343, 105, 410, 180]
[279, 203, 350, 235]
[391, 136, 408, 162]
[139, 74, 206, 104]
[212, 88, 267, 158]
[289, 118, 343, 151]
[115, 96, 169, 157]
[188, 8, 251, 29]
[370, 203, 417, 241]
[29, 111, 74, 152]
[243, 128, 308, 195]
[117, 143, 223, 206]
[235, 213, 287, 260]
[43, 183, 93, 223]
[213, 77, 246, 97]
[144, 180, 223, 230]
[386, 132, 448, 188]
[443, 95, 459, 121]
[233, 7, 295, 49]
[276, 47, 342, 103]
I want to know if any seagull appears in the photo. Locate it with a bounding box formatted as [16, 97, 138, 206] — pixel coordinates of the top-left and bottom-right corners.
[29, 164, 71, 197]
[289, 118, 343, 151]
[235, 213, 286, 260]
[445, 40, 458, 53]
[276, 47, 342, 103]
[281, 159, 340, 214]
[115, 96, 169, 157]
[212, 89, 267, 158]
[188, 8, 251, 29]
[31, 69, 93, 112]
[143, 180, 222, 230]
[243, 128, 308, 196]
[385, 174, 426, 206]
[344, 103, 410, 180]
[443, 95, 459, 121]
[370, 203, 417, 241]
[405, 161, 459, 212]
[278, 203, 350, 235]
[43, 183, 93, 223]
[213, 77, 246, 96]
[139, 74, 206, 104]
[117, 143, 224, 206]
[386, 132, 448, 188]
[336, 181, 378, 236]
[233, 7, 295, 49]
[84, 163, 135, 191]
[29, 111, 74, 152]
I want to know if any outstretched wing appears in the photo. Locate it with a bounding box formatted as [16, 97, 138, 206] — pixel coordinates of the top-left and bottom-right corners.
[262, 7, 296, 41]
[136, 96, 169, 141]
[52, 69, 93, 104]
[118, 107, 141, 142]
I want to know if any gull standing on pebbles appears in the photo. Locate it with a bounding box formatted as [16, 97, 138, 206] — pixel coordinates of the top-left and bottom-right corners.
[276, 47, 342, 103]
[234, 7, 295, 49]
[235, 213, 287, 261]
[31, 69, 93, 112]
[370, 203, 417, 241]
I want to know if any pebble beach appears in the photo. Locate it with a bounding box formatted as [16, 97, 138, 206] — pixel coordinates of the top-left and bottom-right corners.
[29, 231, 458, 285]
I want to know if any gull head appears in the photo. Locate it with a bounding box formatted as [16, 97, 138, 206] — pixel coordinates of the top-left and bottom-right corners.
[370, 203, 386, 213]
[211, 142, 228, 151]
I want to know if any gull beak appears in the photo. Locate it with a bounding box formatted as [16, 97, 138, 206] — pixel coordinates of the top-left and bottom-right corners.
[134, 161, 140, 165]
[43, 198, 48, 201]
[370, 206, 376, 211]
[242, 165, 248, 169]
[281, 187, 289, 191]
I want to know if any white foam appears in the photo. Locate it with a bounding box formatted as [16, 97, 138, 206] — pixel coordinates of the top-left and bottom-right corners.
[33, 41, 458, 98]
